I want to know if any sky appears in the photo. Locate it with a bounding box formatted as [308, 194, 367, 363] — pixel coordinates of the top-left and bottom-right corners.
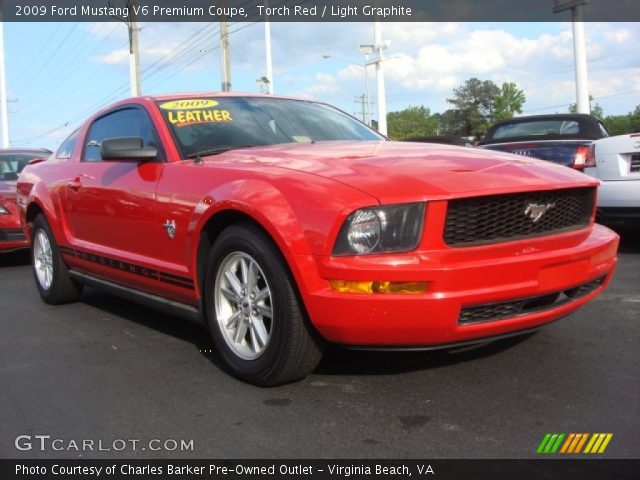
[2, 20, 639, 149]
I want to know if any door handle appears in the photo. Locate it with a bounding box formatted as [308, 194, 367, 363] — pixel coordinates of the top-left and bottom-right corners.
[68, 177, 82, 191]
[68, 174, 93, 191]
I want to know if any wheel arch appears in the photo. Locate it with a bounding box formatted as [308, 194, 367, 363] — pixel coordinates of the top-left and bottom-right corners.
[195, 209, 272, 300]
[25, 197, 53, 242]
[192, 204, 319, 335]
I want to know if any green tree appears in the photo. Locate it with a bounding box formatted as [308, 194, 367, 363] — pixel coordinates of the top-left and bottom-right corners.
[386, 106, 438, 140]
[434, 109, 465, 136]
[446, 77, 500, 137]
[569, 95, 604, 120]
[491, 82, 526, 122]
[602, 107, 640, 135]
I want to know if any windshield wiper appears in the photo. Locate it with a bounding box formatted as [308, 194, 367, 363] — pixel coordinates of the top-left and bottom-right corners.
[186, 145, 258, 159]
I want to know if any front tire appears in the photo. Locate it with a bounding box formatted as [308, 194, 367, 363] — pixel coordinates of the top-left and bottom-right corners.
[204, 223, 323, 386]
[31, 214, 83, 304]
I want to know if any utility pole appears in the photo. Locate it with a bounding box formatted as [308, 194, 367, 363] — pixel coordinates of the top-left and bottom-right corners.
[219, 21, 231, 91]
[263, 0, 273, 93]
[0, 12, 10, 147]
[553, 0, 589, 114]
[219, 0, 231, 92]
[114, 1, 141, 96]
[373, 21, 388, 136]
[128, 2, 141, 97]
[354, 95, 367, 123]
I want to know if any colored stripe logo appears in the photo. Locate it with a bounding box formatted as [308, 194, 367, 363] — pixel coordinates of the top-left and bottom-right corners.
[537, 433, 613, 454]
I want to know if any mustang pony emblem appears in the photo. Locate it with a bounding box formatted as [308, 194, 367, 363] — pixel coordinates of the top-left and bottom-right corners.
[524, 202, 556, 223]
[163, 219, 176, 239]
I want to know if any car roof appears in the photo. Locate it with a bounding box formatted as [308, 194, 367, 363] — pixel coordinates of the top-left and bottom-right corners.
[147, 91, 310, 103]
[0, 148, 52, 154]
[490, 114, 599, 127]
[86, 92, 331, 129]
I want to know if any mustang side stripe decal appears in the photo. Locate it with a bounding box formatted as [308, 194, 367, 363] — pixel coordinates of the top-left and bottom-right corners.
[59, 246, 194, 290]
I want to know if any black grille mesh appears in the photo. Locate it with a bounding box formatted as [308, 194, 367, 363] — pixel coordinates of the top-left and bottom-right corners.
[458, 276, 605, 325]
[0, 229, 26, 242]
[444, 188, 595, 247]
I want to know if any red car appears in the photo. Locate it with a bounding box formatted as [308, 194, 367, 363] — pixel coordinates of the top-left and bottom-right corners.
[17, 94, 618, 385]
[1, 148, 51, 253]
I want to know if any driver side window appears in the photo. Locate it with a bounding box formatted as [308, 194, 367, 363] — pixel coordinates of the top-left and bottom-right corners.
[83, 108, 163, 162]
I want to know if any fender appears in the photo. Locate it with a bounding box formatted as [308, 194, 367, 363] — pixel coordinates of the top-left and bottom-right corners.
[22, 181, 64, 244]
[188, 178, 312, 273]
[186, 174, 376, 299]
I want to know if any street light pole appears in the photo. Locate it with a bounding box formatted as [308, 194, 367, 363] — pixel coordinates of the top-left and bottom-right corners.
[373, 21, 387, 136]
[363, 54, 371, 126]
[571, 7, 589, 113]
[553, 0, 589, 114]
[0, 16, 10, 147]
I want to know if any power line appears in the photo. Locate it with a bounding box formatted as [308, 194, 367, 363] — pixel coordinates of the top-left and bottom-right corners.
[146, 45, 220, 91]
[11, 122, 69, 145]
[62, 25, 221, 126]
[11, 4, 285, 145]
[522, 89, 640, 113]
[16, 23, 63, 79]
[15, 23, 79, 97]
[21, 23, 114, 108]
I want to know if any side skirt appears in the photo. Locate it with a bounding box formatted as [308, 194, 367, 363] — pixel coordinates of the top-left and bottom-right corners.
[69, 270, 204, 325]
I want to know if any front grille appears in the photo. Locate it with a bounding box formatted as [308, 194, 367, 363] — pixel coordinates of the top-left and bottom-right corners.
[458, 276, 605, 325]
[0, 229, 27, 242]
[444, 187, 595, 247]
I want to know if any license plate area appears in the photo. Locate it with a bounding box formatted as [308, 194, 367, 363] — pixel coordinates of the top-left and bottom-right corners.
[631, 154, 640, 173]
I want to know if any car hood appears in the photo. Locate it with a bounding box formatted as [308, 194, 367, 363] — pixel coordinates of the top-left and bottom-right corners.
[210, 141, 597, 203]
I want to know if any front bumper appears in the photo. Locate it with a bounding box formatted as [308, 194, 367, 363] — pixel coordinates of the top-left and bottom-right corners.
[288, 224, 618, 346]
[1, 198, 29, 252]
[0, 220, 28, 253]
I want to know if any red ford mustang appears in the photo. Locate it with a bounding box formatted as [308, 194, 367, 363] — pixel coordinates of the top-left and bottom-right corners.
[17, 94, 618, 385]
[1, 148, 51, 253]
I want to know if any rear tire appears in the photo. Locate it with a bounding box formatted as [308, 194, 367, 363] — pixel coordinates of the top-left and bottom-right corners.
[31, 214, 83, 304]
[204, 223, 324, 386]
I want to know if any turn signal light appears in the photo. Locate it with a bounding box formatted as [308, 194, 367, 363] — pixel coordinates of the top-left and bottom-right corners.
[329, 280, 428, 295]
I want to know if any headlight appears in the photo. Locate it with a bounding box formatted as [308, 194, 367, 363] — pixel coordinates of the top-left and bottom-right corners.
[332, 202, 425, 255]
[0, 204, 9, 215]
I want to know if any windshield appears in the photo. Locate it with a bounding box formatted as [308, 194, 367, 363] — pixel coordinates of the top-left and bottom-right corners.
[491, 119, 582, 139]
[0, 154, 40, 181]
[157, 97, 384, 158]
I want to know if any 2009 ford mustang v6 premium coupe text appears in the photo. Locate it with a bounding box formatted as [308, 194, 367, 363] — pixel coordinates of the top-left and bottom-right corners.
[17, 94, 619, 385]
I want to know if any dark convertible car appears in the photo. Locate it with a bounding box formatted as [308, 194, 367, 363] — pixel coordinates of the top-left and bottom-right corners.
[479, 114, 609, 170]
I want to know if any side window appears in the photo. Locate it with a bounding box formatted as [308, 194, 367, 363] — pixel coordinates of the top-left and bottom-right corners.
[82, 108, 164, 162]
[56, 129, 79, 159]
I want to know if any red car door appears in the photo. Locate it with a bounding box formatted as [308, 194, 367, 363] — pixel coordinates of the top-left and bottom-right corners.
[64, 107, 167, 295]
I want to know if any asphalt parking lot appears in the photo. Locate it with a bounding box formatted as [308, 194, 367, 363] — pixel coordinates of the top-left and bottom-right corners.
[1, 227, 638, 460]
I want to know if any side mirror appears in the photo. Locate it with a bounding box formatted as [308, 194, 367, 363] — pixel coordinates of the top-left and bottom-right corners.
[99, 136, 158, 161]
